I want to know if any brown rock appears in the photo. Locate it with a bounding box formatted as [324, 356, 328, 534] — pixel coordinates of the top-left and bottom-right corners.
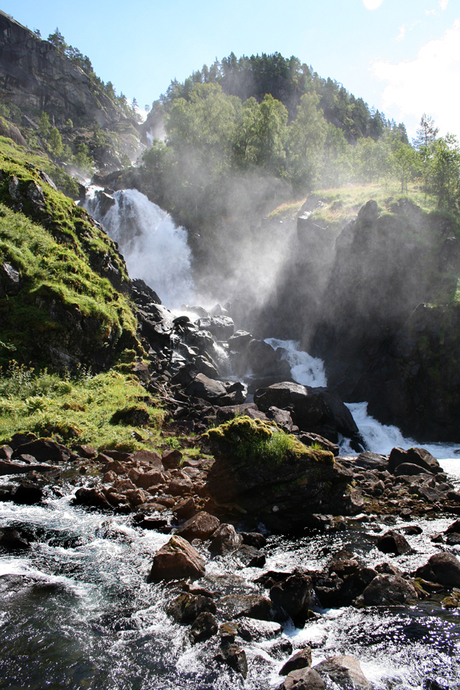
[377, 530, 411, 555]
[280, 647, 312, 675]
[176, 511, 220, 541]
[278, 668, 325, 690]
[313, 655, 371, 689]
[147, 535, 206, 583]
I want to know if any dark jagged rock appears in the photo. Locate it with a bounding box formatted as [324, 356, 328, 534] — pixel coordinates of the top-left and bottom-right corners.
[209, 523, 243, 555]
[215, 643, 248, 677]
[279, 647, 312, 676]
[415, 552, 460, 589]
[175, 511, 220, 542]
[277, 668, 325, 690]
[376, 530, 411, 555]
[167, 592, 216, 624]
[189, 611, 218, 644]
[254, 381, 361, 446]
[388, 447, 442, 475]
[356, 573, 418, 606]
[270, 572, 312, 627]
[313, 655, 372, 689]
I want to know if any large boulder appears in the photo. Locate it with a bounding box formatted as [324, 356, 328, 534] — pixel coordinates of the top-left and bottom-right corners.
[203, 416, 357, 532]
[415, 552, 460, 588]
[313, 655, 372, 689]
[254, 381, 361, 446]
[147, 535, 206, 582]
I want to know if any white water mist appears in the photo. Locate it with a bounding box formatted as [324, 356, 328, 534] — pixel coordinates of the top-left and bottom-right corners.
[87, 188, 195, 309]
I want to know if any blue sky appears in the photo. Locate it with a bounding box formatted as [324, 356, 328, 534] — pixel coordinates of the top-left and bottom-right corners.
[2, 0, 459, 139]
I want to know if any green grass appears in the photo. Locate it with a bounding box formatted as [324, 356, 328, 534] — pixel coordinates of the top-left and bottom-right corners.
[0, 363, 164, 451]
[267, 181, 440, 226]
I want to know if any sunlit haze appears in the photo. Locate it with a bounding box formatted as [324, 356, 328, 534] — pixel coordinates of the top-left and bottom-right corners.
[1, 0, 458, 139]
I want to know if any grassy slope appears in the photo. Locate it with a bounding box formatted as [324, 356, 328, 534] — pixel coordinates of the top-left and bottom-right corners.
[0, 136, 141, 369]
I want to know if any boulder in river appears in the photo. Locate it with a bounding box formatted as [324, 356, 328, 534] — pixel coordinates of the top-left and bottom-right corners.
[147, 535, 206, 583]
[203, 416, 357, 532]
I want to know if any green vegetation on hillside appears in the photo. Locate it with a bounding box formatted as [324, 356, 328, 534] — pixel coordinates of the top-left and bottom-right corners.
[0, 364, 163, 450]
[0, 137, 140, 370]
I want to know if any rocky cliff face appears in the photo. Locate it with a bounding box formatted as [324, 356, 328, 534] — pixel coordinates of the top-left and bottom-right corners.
[0, 11, 121, 128]
[309, 200, 460, 441]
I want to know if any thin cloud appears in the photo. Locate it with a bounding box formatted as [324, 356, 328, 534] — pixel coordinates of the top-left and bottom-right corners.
[372, 19, 460, 138]
[440, 0, 449, 10]
[363, 0, 384, 9]
[396, 24, 406, 42]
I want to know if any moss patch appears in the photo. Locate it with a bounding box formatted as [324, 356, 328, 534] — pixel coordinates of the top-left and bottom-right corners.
[203, 415, 334, 466]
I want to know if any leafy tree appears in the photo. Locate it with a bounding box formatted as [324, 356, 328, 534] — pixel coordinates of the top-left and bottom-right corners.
[286, 93, 326, 192]
[47, 28, 67, 54]
[48, 127, 63, 157]
[413, 114, 439, 195]
[429, 134, 460, 210]
[392, 143, 419, 193]
[166, 83, 241, 172]
[321, 123, 352, 188]
[38, 111, 51, 138]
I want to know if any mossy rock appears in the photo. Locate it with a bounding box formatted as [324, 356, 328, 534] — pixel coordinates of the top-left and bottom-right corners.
[203, 415, 333, 466]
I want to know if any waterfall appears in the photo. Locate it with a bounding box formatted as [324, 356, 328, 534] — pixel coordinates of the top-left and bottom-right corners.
[86, 188, 195, 309]
[267, 338, 460, 468]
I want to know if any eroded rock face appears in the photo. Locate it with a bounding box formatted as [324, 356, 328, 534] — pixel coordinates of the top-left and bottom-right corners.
[0, 11, 123, 128]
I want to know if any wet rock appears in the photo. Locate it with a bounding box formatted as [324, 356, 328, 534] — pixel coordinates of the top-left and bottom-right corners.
[241, 531, 267, 548]
[168, 472, 193, 496]
[209, 523, 243, 555]
[196, 315, 234, 340]
[128, 468, 164, 490]
[219, 594, 272, 621]
[204, 416, 354, 532]
[237, 617, 282, 642]
[233, 544, 266, 567]
[394, 462, 433, 477]
[376, 530, 411, 555]
[189, 611, 218, 644]
[216, 643, 248, 678]
[254, 381, 359, 443]
[356, 573, 418, 606]
[176, 511, 220, 541]
[167, 592, 216, 623]
[353, 452, 388, 470]
[147, 535, 206, 582]
[313, 655, 371, 689]
[173, 497, 197, 520]
[0, 528, 31, 550]
[389, 447, 442, 475]
[416, 552, 460, 588]
[270, 572, 312, 627]
[277, 667, 325, 690]
[279, 647, 312, 675]
[73, 486, 112, 510]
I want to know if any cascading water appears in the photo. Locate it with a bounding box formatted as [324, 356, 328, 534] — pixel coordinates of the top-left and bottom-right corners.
[3, 195, 460, 689]
[86, 188, 195, 309]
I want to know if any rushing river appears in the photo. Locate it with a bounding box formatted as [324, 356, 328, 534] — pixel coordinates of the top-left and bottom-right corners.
[2, 192, 458, 689]
[2, 338, 460, 690]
